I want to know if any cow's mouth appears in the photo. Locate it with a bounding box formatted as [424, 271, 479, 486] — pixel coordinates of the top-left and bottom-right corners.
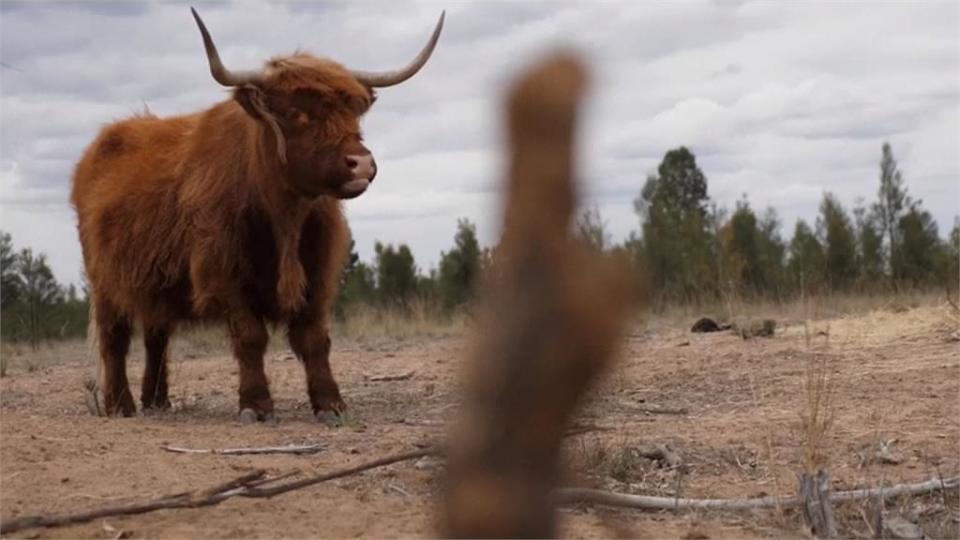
[337, 178, 370, 199]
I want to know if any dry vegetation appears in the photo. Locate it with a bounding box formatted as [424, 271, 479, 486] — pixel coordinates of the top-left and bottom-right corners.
[0, 293, 956, 538]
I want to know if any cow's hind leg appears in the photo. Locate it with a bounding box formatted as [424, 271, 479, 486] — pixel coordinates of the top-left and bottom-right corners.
[289, 317, 345, 425]
[141, 324, 173, 410]
[96, 302, 135, 417]
[228, 314, 274, 423]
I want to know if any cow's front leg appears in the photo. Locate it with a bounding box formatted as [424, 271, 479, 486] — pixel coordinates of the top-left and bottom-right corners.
[228, 314, 275, 424]
[289, 318, 345, 424]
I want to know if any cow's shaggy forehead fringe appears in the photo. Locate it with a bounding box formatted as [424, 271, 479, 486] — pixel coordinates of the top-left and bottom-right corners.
[264, 54, 373, 103]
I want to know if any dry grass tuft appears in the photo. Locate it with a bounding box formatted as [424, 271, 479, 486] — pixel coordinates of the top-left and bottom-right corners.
[799, 320, 836, 473]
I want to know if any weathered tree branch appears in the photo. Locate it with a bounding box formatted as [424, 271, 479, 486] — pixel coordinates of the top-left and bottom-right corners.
[557, 476, 959, 511]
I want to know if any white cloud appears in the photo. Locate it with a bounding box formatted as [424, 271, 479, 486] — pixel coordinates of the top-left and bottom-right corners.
[0, 0, 957, 285]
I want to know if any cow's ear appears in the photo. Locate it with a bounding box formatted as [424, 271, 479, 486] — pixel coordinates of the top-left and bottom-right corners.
[233, 87, 290, 164]
[234, 87, 266, 120]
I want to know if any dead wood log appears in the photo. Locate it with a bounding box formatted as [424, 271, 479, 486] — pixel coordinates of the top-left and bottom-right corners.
[442, 53, 633, 538]
[556, 475, 959, 511]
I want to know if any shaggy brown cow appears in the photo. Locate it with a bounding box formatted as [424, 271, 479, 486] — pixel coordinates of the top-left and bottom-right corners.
[71, 8, 444, 423]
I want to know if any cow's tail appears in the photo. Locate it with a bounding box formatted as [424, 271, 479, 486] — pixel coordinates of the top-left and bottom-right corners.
[86, 301, 104, 392]
[86, 301, 99, 353]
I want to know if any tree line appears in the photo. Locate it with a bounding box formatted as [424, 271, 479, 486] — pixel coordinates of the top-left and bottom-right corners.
[1, 141, 957, 346]
[1, 232, 88, 347]
[614, 142, 958, 307]
[335, 141, 958, 311]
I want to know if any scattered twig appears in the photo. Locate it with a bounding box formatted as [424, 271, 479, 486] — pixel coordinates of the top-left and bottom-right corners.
[635, 405, 689, 416]
[64, 493, 130, 502]
[366, 371, 415, 382]
[564, 424, 614, 437]
[400, 418, 445, 427]
[194, 470, 266, 499]
[557, 476, 959, 511]
[387, 484, 412, 497]
[101, 520, 129, 540]
[160, 444, 324, 456]
[246, 470, 300, 489]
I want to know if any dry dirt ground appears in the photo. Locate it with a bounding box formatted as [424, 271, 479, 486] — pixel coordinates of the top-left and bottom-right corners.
[1, 304, 958, 538]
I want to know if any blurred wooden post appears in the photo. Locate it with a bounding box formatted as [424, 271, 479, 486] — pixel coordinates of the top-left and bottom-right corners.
[442, 53, 632, 538]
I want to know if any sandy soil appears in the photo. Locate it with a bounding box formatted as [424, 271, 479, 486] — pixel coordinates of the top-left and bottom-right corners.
[1, 304, 958, 538]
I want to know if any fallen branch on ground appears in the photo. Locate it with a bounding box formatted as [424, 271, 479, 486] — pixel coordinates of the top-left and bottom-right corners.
[161, 444, 324, 456]
[0, 470, 265, 534]
[2, 445, 951, 535]
[0, 447, 441, 534]
[557, 476, 959, 511]
[239, 447, 441, 498]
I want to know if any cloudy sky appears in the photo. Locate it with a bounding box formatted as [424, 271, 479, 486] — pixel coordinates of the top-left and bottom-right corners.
[1, 0, 957, 285]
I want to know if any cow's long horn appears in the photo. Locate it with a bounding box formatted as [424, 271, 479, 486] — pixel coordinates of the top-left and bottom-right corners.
[352, 11, 445, 88]
[191, 7, 265, 87]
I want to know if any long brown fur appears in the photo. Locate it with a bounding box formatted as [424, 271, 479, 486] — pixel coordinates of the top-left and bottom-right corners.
[72, 52, 377, 420]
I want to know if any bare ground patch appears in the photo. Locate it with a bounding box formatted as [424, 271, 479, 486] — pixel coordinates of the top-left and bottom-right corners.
[1, 305, 957, 538]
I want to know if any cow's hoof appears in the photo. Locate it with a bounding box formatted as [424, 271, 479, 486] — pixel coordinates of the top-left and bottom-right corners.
[106, 397, 136, 417]
[239, 408, 257, 424]
[314, 410, 344, 427]
[240, 408, 278, 425]
[142, 398, 172, 411]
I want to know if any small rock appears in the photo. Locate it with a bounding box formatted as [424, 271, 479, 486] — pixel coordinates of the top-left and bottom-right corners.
[414, 456, 442, 471]
[883, 516, 923, 539]
[735, 319, 776, 339]
[877, 440, 904, 465]
[691, 317, 725, 333]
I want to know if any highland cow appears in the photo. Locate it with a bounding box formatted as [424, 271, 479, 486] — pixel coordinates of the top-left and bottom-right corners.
[71, 8, 444, 423]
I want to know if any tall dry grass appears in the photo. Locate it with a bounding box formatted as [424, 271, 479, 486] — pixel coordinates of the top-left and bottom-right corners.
[332, 299, 468, 343]
[655, 289, 945, 330]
